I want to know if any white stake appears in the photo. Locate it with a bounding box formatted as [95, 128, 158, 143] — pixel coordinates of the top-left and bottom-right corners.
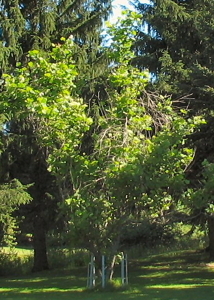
[87, 254, 95, 288]
[121, 252, 125, 285]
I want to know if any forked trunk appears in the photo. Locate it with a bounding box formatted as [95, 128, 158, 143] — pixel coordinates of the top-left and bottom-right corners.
[106, 254, 117, 280]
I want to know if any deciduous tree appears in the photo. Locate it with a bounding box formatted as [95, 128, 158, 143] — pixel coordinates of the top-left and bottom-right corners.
[0, 13, 202, 277]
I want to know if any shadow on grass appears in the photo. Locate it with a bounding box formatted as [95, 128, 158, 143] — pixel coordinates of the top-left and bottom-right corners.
[1, 250, 214, 300]
[128, 250, 214, 300]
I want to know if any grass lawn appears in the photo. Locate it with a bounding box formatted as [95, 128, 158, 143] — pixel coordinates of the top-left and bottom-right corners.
[0, 249, 214, 300]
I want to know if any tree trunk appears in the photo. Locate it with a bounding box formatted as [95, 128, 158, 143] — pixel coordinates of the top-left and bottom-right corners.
[106, 255, 116, 281]
[32, 216, 49, 272]
[207, 215, 214, 260]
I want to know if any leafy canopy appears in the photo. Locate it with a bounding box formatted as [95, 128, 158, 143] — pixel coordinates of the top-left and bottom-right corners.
[0, 12, 204, 265]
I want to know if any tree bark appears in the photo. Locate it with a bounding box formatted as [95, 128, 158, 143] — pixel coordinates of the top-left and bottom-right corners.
[207, 215, 214, 260]
[107, 255, 116, 281]
[32, 216, 49, 272]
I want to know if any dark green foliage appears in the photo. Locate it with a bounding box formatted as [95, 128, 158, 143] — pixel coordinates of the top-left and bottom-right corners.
[0, 179, 31, 246]
[0, 0, 112, 70]
[132, 0, 214, 178]
[133, 0, 214, 110]
[120, 219, 174, 250]
[133, 0, 214, 258]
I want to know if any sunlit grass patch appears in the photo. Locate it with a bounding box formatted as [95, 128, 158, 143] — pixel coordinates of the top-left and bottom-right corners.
[2, 247, 33, 255]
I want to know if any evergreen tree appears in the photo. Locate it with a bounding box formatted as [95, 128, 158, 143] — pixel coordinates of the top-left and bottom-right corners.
[0, 179, 31, 247]
[133, 0, 214, 109]
[0, 0, 112, 71]
[133, 0, 214, 258]
[0, 0, 112, 272]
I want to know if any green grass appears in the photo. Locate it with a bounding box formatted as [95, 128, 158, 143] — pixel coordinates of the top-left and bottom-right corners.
[1, 249, 214, 299]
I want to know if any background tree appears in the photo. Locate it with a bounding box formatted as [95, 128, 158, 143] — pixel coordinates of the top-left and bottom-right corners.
[0, 0, 112, 70]
[0, 179, 31, 247]
[0, 0, 112, 272]
[133, 0, 214, 109]
[133, 0, 214, 258]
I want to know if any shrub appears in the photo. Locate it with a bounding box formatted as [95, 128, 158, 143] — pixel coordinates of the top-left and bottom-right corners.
[0, 248, 33, 276]
[48, 247, 90, 269]
[120, 219, 174, 250]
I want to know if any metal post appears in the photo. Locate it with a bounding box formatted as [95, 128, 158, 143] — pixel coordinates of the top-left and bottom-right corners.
[87, 262, 90, 287]
[102, 255, 106, 288]
[121, 253, 128, 285]
[125, 253, 128, 284]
